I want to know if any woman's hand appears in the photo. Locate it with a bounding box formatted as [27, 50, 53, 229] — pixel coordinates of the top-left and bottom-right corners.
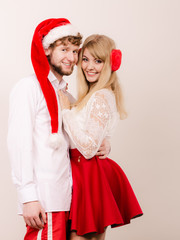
[58, 90, 71, 110]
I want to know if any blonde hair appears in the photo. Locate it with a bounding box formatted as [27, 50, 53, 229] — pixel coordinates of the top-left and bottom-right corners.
[75, 34, 127, 119]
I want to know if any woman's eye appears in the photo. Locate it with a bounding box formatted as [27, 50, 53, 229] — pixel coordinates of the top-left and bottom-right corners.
[82, 57, 88, 62]
[95, 59, 102, 64]
[62, 49, 66, 52]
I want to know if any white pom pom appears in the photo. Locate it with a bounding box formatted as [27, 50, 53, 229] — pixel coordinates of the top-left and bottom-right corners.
[48, 133, 63, 149]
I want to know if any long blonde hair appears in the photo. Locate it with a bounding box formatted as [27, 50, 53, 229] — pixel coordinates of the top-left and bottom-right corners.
[75, 34, 127, 119]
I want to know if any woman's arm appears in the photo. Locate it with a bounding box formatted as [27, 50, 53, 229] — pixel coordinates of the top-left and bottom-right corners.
[59, 90, 112, 159]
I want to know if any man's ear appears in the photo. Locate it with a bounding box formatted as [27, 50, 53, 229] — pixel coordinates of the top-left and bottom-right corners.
[44, 48, 51, 56]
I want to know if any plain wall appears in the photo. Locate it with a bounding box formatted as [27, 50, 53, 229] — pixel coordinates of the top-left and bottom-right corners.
[1, 0, 179, 239]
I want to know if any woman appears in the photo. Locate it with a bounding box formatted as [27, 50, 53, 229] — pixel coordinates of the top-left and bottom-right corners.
[58, 34, 143, 240]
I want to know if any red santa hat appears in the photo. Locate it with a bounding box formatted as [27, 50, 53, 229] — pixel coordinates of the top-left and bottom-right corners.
[31, 18, 79, 149]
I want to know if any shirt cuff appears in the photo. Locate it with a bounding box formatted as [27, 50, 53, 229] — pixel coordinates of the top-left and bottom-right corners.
[18, 184, 38, 204]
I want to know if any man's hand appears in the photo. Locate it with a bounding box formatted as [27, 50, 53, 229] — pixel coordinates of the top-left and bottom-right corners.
[23, 201, 46, 229]
[58, 90, 71, 110]
[96, 138, 111, 159]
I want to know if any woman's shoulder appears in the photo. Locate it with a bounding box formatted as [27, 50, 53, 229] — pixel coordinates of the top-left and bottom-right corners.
[91, 88, 115, 105]
[92, 88, 114, 98]
[87, 88, 116, 113]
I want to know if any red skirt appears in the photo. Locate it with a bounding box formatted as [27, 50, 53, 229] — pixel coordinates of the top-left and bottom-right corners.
[69, 149, 143, 235]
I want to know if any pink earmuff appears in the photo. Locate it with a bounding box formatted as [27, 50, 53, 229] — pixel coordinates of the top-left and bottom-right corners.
[110, 49, 122, 71]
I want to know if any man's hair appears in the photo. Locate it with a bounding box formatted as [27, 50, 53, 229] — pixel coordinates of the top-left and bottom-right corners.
[50, 33, 82, 48]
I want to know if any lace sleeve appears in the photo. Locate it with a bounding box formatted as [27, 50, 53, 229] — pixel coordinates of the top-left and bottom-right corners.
[62, 91, 112, 159]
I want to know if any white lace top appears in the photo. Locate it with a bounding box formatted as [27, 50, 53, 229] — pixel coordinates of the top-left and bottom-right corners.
[62, 88, 119, 159]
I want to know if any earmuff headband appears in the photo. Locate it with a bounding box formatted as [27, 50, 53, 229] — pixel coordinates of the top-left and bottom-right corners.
[110, 49, 122, 71]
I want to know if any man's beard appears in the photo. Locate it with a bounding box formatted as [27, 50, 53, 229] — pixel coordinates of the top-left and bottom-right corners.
[51, 63, 74, 76]
[47, 55, 74, 76]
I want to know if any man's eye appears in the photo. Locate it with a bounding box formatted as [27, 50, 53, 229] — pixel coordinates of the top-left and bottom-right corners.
[62, 49, 67, 52]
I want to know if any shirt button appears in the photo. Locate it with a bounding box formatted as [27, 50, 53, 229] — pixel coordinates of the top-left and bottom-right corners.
[78, 156, 81, 162]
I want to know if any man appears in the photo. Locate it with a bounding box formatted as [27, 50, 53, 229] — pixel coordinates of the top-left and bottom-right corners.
[7, 18, 109, 240]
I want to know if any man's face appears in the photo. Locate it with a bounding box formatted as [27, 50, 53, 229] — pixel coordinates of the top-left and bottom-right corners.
[45, 41, 79, 76]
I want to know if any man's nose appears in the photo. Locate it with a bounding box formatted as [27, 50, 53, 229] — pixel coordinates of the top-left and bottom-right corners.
[66, 51, 75, 62]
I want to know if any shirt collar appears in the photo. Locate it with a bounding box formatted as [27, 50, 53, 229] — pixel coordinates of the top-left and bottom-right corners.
[48, 71, 67, 91]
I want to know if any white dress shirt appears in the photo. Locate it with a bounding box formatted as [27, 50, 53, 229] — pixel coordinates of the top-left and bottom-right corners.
[7, 71, 72, 214]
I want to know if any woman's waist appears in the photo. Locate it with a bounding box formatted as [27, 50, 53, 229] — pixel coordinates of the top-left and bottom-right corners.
[70, 148, 83, 158]
[70, 148, 95, 163]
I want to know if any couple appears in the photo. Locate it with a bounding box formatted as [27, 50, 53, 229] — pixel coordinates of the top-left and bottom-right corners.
[7, 18, 142, 240]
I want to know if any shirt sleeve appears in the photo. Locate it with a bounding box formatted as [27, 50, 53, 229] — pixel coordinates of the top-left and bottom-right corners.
[7, 79, 39, 204]
[62, 91, 112, 159]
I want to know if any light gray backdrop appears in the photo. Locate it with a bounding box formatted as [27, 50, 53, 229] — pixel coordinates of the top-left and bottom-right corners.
[1, 0, 179, 239]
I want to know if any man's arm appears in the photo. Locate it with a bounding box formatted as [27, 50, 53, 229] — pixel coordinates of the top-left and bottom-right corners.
[96, 138, 111, 159]
[23, 201, 46, 229]
[7, 78, 46, 229]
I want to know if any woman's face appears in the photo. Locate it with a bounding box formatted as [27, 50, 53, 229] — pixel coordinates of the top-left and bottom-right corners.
[81, 48, 104, 83]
